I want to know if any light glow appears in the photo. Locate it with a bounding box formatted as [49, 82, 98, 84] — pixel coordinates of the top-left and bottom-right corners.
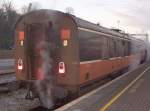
[17, 58, 23, 71]
[18, 65, 23, 70]
[61, 29, 70, 40]
[63, 40, 68, 47]
[20, 40, 24, 46]
[59, 62, 65, 74]
[19, 31, 25, 40]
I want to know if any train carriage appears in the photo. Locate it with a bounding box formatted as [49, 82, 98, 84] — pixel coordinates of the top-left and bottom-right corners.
[15, 9, 147, 108]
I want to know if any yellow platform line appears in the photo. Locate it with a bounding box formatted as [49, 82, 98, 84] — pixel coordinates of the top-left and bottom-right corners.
[100, 65, 150, 111]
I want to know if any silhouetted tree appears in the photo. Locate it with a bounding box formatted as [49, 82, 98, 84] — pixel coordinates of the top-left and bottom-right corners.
[0, 0, 20, 49]
[21, 2, 41, 14]
[0, 1, 41, 49]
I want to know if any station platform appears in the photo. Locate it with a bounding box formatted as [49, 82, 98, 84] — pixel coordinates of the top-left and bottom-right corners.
[55, 63, 150, 111]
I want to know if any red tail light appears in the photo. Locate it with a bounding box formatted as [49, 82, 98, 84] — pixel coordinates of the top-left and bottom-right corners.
[19, 31, 25, 40]
[59, 62, 65, 74]
[61, 29, 70, 40]
[18, 59, 23, 70]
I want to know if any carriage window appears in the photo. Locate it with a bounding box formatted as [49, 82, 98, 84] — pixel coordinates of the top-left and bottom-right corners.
[79, 31, 103, 61]
[109, 39, 115, 58]
[122, 40, 125, 46]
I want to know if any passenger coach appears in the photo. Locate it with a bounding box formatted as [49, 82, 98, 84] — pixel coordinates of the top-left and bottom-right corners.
[15, 9, 147, 108]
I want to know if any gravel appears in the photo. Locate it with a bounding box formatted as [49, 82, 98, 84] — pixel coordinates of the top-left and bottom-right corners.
[0, 89, 40, 111]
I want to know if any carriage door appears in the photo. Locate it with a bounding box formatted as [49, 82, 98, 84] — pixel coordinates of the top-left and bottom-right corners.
[27, 23, 47, 80]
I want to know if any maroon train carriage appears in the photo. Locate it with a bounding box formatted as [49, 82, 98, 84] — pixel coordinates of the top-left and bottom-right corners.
[14, 9, 147, 108]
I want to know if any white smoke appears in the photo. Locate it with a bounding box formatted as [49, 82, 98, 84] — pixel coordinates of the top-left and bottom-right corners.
[129, 39, 150, 70]
[145, 42, 150, 61]
[129, 40, 141, 70]
[34, 41, 54, 109]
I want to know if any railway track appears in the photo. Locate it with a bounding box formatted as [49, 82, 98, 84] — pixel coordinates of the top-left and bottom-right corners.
[0, 70, 19, 92]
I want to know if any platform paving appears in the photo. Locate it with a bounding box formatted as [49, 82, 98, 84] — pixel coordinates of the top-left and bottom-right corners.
[56, 63, 150, 111]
